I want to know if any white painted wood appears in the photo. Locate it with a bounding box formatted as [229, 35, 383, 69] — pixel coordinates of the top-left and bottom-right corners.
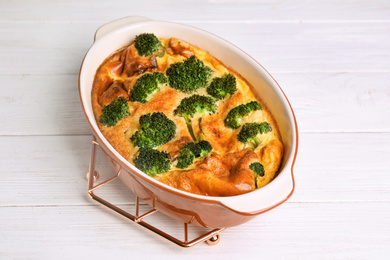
[0, 75, 90, 135]
[0, 202, 389, 259]
[276, 72, 390, 133]
[1, 0, 389, 22]
[0, 22, 389, 75]
[1, 0, 389, 258]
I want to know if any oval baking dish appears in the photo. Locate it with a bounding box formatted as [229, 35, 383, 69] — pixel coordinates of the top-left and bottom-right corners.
[79, 16, 298, 228]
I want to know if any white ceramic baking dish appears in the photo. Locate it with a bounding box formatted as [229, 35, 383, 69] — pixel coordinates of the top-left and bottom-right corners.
[79, 16, 298, 228]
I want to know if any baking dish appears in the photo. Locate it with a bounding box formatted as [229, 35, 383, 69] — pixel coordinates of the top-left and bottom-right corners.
[79, 16, 298, 228]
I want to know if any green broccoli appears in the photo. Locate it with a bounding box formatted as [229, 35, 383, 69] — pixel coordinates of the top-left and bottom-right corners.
[182, 140, 212, 158]
[134, 33, 164, 57]
[237, 122, 272, 149]
[258, 121, 272, 134]
[99, 97, 130, 127]
[180, 142, 202, 158]
[176, 140, 213, 169]
[129, 72, 168, 103]
[133, 148, 171, 176]
[206, 74, 237, 100]
[176, 147, 195, 169]
[198, 140, 213, 157]
[224, 101, 262, 129]
[174, 94, 217, 142]
[166, 56, 213, 93]
[130, 112, 176, 148]
[249, 162, 265, 189]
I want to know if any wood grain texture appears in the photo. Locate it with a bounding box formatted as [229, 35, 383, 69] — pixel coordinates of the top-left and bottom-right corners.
[0, 75, 90, 135]
[1, 0, 389, 258]
[0, 202, 389, 259]
[1, 0, 389, 22]
[0, 22, 389, 75]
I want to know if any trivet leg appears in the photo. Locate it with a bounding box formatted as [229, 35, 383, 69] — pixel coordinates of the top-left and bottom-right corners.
[86, 136, 226, 248]
[206, 234, 220, 246]
[86, 170, 99, 182]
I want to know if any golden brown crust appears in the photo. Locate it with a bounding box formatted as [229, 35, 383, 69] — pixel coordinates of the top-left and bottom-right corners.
[91, 36, 283, 196]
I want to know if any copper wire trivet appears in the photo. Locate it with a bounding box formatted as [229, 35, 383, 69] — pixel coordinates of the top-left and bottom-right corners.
[87, 137, 226, 247]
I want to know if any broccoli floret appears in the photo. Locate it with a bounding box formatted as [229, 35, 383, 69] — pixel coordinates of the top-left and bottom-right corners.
[176, 140, 213, 169]
[237, 123, 262, 148]
[249, 162, 265, 189]
[134, 33, 164, 57]
[129, 72, 168, 103]
[181, 142, 202, 157]
[166, 56, 213, 93]
[182, 140, 212, 158]
[133, 148, 171, 176]
[206, 74, 237, 100]
[176, 147, 196, 169]
[174, 94, 217, 141]
[224, 101, 262, 129]
[198, 140, 213, 157]
[130, 112, 176, 148]
[99, 97, 130, 127]
[258, 121, 272, 134]
[237, 122, 272, 149]
[246, 101, 262, 111]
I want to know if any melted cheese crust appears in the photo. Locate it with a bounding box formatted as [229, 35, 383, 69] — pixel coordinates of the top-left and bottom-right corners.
[91, 37, 283, 196]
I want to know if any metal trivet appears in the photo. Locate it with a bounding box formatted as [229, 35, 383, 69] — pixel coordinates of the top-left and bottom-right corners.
[86, 137, 226, 248]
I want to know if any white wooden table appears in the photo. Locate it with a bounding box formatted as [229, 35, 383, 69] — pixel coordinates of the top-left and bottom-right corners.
[1, 0, 389, 258]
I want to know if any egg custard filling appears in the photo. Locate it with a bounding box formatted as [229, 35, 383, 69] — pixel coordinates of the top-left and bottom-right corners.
[91, 33, 283, 196]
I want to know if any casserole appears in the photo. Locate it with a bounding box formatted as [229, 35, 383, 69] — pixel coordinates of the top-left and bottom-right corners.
[79, 16, 298, 228]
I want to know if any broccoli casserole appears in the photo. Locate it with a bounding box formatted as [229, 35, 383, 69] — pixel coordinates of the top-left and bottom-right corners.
[91, 33, 283, 196]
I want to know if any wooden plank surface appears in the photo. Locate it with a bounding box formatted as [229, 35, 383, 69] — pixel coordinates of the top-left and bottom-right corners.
[0, 22, 389, 75]
[1, 0, 389, 22]
[1, 202, 389, 259]
[0, 0, 389, 258]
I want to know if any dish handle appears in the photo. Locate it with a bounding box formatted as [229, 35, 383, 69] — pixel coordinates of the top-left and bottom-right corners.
[220, 162, 295, 215]
[94, 16, 151, 41]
